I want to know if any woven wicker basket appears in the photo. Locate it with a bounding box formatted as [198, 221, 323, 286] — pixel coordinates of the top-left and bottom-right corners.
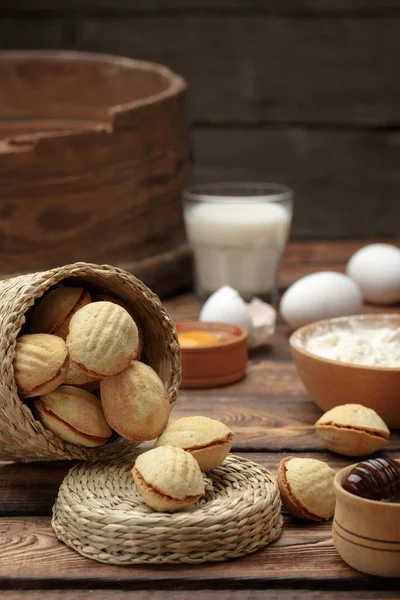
[52, 454, 283, 564]
[0, 262, 181, 462]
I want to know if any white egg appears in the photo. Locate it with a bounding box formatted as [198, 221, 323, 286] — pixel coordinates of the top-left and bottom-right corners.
[280, 271, 363, 330]
[347, 243, 400, 305]
[199, 286, 254, 333]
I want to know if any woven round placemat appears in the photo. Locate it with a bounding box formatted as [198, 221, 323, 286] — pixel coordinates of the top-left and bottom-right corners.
[0, 262, 180, 462]
[52, 453, 283, 565]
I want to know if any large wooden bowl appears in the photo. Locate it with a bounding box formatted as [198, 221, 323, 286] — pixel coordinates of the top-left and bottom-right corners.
[0, 50, 190, 297]
[290, 314, 400, 428]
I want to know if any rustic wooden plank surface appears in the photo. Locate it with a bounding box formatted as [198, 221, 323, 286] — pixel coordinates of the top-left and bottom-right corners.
[279, 240, 400, 287]
[2, 3, 400, 239]
[0, 240, 399, 595]
[1, 18, 400, 238]
[174, 393, 400, 451]
[1, 452, 398, 517]
[5, 1, 400, 12]
[0, 15, 400, 126]
[0, 516, 385, 589]
[2, 594, 400, 600]
[192, 129, 400, 238]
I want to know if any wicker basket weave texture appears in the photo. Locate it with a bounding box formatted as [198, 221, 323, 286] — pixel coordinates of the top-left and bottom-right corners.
[52, 454, 283, 565]
[0, 262, 181, 462]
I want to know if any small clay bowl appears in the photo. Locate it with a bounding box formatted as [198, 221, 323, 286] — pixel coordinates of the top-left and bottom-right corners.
[175, 321, 248, 389]
[333, 464, 400, 577]
[290, 314, 400, 428]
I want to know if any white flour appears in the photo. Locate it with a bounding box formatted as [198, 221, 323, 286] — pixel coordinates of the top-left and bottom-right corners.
[306, 327, 400, 367]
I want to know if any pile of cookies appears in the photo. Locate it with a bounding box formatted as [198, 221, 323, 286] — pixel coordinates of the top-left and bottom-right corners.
[13, 284, 237, 515]
[13, 285, 170, 448]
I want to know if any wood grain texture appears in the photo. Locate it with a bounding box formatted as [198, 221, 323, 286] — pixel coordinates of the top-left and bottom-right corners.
[192, 128, 400, 238]
[0, 461, 69, 517]
[121, 243, 193, 299]
[174, 392, 400, 451]
[4, 1, 400, 12]
[0, 241, 192, 301]
[0, 52, 190, 289]
[1, 451, 399, 517]
[0, 240, 399, 596]
[2, 594, 400, 600]
[1, 15, 400, 125]
[282, 240, 400, 264]
[0, 516, 379, 589]
[278, 240, 400, 288]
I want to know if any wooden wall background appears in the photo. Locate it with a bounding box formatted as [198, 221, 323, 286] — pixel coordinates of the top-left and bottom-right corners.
[0, 1, 399, 238]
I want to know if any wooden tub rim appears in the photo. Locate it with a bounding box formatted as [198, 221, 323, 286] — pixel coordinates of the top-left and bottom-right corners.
[0, 49, 187, 143]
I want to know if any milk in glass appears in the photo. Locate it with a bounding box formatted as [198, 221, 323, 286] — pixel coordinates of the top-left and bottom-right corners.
[184, 190, 292, 301]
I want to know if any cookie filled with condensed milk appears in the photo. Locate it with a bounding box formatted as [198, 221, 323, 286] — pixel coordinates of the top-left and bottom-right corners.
[14, 333, 69, 397]
[100, 361, 170, 442]
[30, 286, 91, 339]
[34, 385, 112, 447]
[155, 416, 234, 472]
[66, 301, 140, 378]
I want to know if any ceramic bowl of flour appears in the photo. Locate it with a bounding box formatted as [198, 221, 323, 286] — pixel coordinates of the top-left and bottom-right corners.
[290, 314, 400, 428]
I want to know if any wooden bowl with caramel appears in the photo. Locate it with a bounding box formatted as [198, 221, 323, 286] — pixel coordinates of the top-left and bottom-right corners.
[175, 321, 248, 389]
[333, 460, 400, 577]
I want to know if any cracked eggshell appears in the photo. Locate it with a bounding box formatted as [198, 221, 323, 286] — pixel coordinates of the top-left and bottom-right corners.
[280, 272, 363, 330]
[200, 286, 253, 334]
[246, 298, 276, 348]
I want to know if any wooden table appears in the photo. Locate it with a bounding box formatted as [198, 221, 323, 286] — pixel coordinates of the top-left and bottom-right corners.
[1, 240, 399, 599]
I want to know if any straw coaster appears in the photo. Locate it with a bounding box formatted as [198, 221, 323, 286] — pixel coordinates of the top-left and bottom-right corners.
[52, 454, 283, 565]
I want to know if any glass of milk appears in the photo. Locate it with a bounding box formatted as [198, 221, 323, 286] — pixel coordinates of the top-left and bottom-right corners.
[183, 182, 293, 302]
